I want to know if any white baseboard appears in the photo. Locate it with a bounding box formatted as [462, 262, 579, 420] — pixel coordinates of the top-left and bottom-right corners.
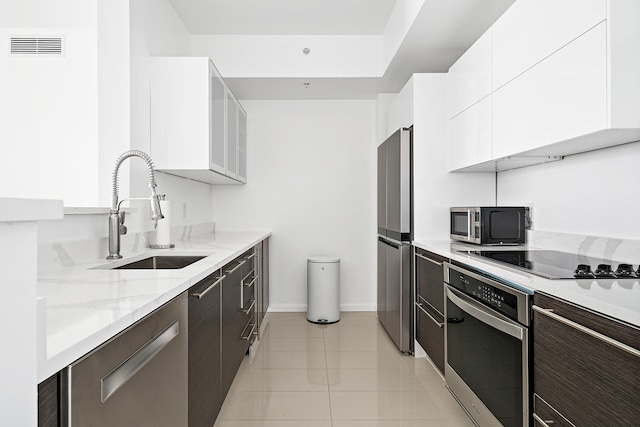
[267, 303, 376, 313]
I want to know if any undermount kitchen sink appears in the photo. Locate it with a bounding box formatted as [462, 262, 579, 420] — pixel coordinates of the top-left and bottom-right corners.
[97, 255, 208, 270]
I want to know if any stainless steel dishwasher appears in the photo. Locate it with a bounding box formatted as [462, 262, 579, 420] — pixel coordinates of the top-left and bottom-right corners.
[60, 292, 188, 426]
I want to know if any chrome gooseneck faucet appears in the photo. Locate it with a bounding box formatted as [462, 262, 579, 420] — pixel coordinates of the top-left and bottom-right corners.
[107, 150, 164, 260]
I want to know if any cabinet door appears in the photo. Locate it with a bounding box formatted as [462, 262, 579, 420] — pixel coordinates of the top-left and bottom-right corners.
[448, 96, 492, 171]
[492, 0, 606, 89]
[492, 22, 607, 159]
[533, 293, 640, 426]
[38, 373, 59, 427]
[188, 273, 223, 427]
[221, 259, 251, 398]
[209, 61, 226, 175]
[237, 106, 247, 183]
[225, 91, 238, 180]
[260, 238, 270, 324]
[447, 28, 492, 119]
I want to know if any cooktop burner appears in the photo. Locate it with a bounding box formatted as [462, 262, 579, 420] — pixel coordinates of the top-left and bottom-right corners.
[460, 249, 639, 280]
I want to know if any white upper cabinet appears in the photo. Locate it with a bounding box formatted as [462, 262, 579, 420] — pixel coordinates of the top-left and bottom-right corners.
[448, 97, 492, 171]
[492, 0, 606, 90]
[210, 64, 226, 175]
[150, 57, 247, 184]
[447, 29, 492, 119]
[237, 106, 247, 183]
[493, 22, 607, 159]
[225, 90, 238, 180]
[449, 0, 640, 172]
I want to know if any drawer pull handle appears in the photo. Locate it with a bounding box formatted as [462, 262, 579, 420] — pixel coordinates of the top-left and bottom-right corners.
[415, 302, 444, 328]
[415, 252, 443, 266]
[418, 295, 444, 318]
[241, 322, 256, 340]
[533, 305, 640, 358]
[101, 321, 179, 402]
[190, 275, 225, 299]
[243, 299, 256, 314]
[243, 275, 257, 288]
[532, 413, 555, 425]
[245, 252, 257, 260]
[225, 259, 246, 275]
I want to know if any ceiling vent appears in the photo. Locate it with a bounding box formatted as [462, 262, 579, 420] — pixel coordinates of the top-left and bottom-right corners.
[10, 36, 63, 56]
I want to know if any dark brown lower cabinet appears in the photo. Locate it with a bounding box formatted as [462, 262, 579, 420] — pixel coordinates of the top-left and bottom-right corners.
[188, 271, 223, 427]
[415, 297, 445, 372]
[414, 248, 448, 373]
[533, 292, 640, 426]
[221, 257, 252, 398]
[38, 373, 59, 427]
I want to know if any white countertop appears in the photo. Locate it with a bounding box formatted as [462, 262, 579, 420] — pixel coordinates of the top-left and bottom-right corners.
[36, 230, 270, 383]
[413, 240, 640, 328]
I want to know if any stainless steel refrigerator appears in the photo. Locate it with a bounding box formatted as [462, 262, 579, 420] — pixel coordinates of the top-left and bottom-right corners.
[377, 127, 413, 354]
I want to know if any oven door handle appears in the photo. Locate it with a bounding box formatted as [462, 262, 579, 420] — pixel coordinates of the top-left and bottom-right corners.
[446, 286, 524, 340]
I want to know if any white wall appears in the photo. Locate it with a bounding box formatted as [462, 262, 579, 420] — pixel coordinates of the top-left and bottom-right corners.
[210, 100, 377, 312]
[497, 141, 640, 240]
[0, 0, 100, 206]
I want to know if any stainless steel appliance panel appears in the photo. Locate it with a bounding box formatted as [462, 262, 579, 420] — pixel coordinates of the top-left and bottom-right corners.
[62, 293, 188, 427]
[377, 142, 387, 236]
[377, 239, 387, 326]
[377, 237, 412, 353]
[444, 263, 530, 427]
[384, 129, 411, 240]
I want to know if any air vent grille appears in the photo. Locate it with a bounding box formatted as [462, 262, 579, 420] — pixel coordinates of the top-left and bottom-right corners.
[10, 37, 63, 55]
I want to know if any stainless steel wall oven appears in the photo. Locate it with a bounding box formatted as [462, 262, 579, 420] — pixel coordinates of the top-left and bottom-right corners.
[444, 262, 531, 427]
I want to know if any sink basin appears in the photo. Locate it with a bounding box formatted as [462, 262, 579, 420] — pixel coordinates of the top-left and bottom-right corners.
[112, 255, 207, 270]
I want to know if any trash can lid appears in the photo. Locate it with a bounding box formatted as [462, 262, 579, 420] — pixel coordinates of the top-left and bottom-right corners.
[308, 257, 340, 263]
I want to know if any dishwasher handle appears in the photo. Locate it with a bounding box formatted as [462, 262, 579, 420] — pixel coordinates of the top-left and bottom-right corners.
[100, 320, 180, 402]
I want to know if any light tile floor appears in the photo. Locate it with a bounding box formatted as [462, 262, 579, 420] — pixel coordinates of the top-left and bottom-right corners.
[214, 312, 475, 427]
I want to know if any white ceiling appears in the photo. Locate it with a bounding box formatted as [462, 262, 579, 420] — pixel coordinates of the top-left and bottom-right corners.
[168, 0, 515, 99]
[168, 0, 399, 35]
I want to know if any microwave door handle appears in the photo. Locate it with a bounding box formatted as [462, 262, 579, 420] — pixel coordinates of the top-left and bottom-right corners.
[468, 209, 473, 241]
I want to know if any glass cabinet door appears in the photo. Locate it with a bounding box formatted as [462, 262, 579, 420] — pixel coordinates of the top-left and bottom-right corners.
[225, 91, 238, 179]
[209, 61, 226, 174]
[237, 106, 247, 183]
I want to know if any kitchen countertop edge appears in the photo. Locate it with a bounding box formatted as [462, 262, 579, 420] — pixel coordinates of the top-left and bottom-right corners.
[413, 240, 640, 329]
[37, 230, 271, 383]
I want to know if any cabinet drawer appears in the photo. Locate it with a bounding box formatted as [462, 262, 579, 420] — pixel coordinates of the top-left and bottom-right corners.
[533, 293, 640, 426]
[415, 298, 445, 373]
[532, 394, 573, 427]
[415, 249, 447, 315]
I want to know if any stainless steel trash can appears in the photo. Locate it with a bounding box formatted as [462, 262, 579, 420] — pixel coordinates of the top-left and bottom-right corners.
[307, 257, 340, 324]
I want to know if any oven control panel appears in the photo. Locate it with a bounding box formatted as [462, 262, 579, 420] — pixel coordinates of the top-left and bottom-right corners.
[448, 271, 519, 321]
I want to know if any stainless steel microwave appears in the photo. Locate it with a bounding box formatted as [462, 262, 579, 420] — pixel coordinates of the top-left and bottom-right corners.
[450, 207, 525, 245]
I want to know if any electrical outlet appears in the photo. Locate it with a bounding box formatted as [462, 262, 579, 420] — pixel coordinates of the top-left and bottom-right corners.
[182, 202, 187, 219]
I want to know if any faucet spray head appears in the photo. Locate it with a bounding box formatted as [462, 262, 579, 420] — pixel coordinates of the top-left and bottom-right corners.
[150, 190, 164, 221]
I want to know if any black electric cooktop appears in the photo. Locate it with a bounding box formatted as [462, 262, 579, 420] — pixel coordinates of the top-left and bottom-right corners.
[460, 249, 640, 280]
